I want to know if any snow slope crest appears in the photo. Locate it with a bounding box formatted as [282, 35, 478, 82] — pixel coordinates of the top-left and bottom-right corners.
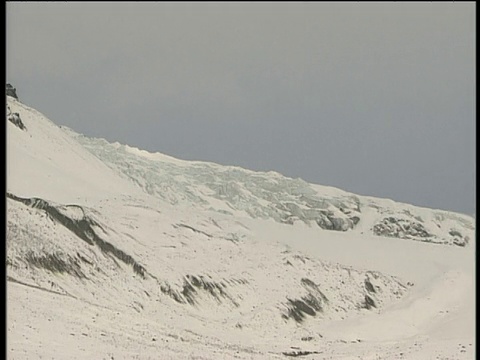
[7, 96, 142, 203]
[67, 124, 474, 247]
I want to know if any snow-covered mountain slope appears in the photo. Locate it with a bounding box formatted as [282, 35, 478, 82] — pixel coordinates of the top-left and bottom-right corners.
[7, 97, 142, 203]
[7, 94, 475, 359]
[67, 126, 474, 247]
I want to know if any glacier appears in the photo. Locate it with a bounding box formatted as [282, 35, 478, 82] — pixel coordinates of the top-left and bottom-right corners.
[6, 93, 475, 359]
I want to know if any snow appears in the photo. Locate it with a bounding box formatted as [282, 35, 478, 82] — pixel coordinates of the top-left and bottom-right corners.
[6, 95, 475, 359]
[6, 97, 141, 204]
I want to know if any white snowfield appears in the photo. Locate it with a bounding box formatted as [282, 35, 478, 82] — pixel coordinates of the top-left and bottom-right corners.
[6, 95, 475, 359]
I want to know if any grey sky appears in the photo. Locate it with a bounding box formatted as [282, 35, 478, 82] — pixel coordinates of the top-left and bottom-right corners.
[6, 2, 475, 215]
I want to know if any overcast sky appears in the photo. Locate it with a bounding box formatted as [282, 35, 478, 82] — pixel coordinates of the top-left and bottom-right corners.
[6, 2, 475, 215]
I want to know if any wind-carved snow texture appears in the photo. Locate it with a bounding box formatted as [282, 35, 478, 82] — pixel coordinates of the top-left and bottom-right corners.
[6, 191, 409, 334]
[6, 197, 156, 310]
[6, 185, 409, 319]
[6, 94, 476, 359]
[159, 275, 246, 307]
[7, 192, 147, 278]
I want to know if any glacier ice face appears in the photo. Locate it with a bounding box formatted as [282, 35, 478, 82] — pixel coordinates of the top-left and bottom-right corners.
[69, 131, 475, 245]
[70, 133, 364, 232]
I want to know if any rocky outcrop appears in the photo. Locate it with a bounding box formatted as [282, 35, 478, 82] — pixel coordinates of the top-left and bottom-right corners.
[7, 105, 26, 131]
[282, 278, 329, 323]
[159, 275, 247, 306]
[315, 211, 359, 231]
[6, 83, 18, 99]
[6, 192, 147, 278]
[373, 217, 433, 240]
[449, 229, 470, 247]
